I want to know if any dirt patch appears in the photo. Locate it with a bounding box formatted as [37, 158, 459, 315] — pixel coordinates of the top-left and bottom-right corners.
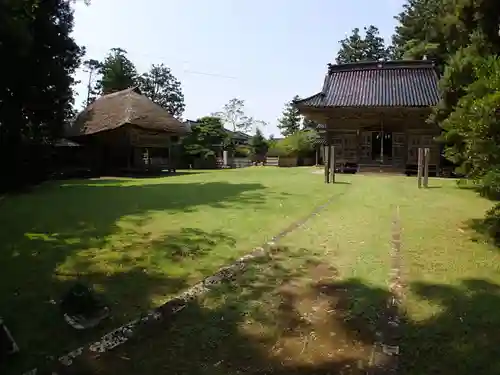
[238, 265, 385, 374]
[60, 262, 389, 375]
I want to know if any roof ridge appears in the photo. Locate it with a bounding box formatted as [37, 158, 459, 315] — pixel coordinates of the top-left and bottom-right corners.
[123, 88, 136, 125]
[327, 60, 435, 74]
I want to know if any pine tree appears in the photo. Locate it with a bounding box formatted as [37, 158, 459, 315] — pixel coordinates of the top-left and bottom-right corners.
[138, 64, 185, 118]
[250, 128, 268, 157]
[278, 95, 302, 136]
[96, 48, 138, 95]
[0, 0, 84, 190]
[336, 25, 389, 64]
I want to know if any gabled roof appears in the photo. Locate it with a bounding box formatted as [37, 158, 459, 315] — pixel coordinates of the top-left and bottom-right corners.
[67, 87, 188, 138]
[226, 129, 251, 140]
[295, 60, 440, 108]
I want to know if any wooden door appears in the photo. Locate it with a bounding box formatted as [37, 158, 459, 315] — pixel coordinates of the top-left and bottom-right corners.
[392, 132, 405, 167]
[360, 132, 371, 161]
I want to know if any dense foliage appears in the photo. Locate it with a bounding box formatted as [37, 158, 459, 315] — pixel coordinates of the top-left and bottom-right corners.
[441, 56, 500, 195]
[0, 0, 84, 191]
[181, 116, 227, 160]
[138, 64, 185, 118]
[86, 50, 185, 118]
[336, 25, 391, 64]
[249, 128, 269, 159]
[393, 0, 500, 239]
[277, 95, 302, 136]
[268, 130, 316, 158]
[95, 48, 138, 95]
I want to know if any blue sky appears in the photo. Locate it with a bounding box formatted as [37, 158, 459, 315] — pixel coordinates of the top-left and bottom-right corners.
[72, 0, 403, 137]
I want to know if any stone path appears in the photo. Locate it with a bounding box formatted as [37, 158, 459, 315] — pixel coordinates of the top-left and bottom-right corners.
[369, 207, 403, 374]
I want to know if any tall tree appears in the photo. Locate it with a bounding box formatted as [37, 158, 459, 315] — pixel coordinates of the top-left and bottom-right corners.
[82, 58, 101, 106]
[393, 0, 500, 161]
[391, 0, 447, 67]
[336, 26, 389, 64]
[96, 48, 138, 95]
[278, 96, 302, 136]
[138, 63, 185, 118]
[441, 56, 500, 193]
[214, 98, 254, 133]
[0, 0, 85, 190]
[249, 128, 269, 158]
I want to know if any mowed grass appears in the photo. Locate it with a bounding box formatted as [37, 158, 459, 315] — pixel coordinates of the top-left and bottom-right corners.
[282, 175, 500, 374]
[76, 174, 500, 375]
[0, 167, 347, 374]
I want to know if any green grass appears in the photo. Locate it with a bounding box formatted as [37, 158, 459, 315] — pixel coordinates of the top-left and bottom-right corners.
[281, 175, 500, 374]
[74, 174, 500, 375]
[4, 171, 500, 374]
[0, 167, 347, 373]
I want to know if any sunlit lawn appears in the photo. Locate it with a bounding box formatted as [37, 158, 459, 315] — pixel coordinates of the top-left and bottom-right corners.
[0, 167, 347, 374]
[77, 174, 500, 375]
[4, 170, 500, 374]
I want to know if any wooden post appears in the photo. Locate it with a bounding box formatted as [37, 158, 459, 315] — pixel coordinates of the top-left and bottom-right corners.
[423, 148, 430, 188]
[324, 145, 331, 183]
[330, 145, 335, 183]
[315, 146, 319, 166]
[417, 147, 423, 188]
[223, 150, 228, 167]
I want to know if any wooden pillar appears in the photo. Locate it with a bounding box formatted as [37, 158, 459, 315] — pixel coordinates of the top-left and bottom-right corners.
[325, 145, 331, 183]
[403, 128, 409, 167]
[417, 147, 423, 188]
[315, 145, 319, 166]
[223, 150, 229, 167]
[380, 120, 384, 165]
[330, 145, 336, 183]
[423, 148, 430, 188]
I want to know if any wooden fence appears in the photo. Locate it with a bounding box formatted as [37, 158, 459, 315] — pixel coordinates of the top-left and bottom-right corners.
[230, 157, 252, 168]
[266, 157, 279, 167]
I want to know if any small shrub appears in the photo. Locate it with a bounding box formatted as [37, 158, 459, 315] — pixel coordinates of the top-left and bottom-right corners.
[267, 130, 316, 158]
[479, 169, 500, 200]
[234, 145, 251, 158]
[483, 203, 500, 244]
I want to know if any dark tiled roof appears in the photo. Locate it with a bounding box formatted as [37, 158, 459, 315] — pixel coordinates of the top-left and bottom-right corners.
[295, 60, 439, 108]
[225, 129, 251, 140]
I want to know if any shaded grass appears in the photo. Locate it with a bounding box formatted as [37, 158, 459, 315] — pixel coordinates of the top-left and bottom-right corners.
[0, 167, 349, 373]
[78, 174, 500, 375]
[72, 248, 389, 375]
[287, 175, 500, 374]
[5, 172, 498, 374]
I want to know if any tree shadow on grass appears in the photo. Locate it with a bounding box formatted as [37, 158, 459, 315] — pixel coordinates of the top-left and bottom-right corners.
[402, 278, 500, 375]
[63, 249, 500, 375]
[0, 180, 267, 374]
[69, 251, 394, 375]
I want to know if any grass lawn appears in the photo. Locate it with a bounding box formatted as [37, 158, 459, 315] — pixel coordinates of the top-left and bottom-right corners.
[71, 174, 500, 375]
[0, 167, 348, 374]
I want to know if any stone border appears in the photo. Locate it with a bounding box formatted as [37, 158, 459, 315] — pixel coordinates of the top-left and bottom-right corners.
[22, 191, 346, 375]
[370, 206, 403, 374]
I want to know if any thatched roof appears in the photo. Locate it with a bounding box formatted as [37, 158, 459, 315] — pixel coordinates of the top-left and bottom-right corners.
[66, 87, 188, 138]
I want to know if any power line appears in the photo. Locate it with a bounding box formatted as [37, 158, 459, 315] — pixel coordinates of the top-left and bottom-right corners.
[78, 43, 239, 80]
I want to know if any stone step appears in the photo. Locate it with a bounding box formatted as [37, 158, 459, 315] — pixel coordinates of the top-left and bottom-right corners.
[358, 164, 404, 174]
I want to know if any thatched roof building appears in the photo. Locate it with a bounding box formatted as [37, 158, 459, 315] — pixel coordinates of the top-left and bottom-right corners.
[66, 87, 188, 174]
[66, 87, 188, 138]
